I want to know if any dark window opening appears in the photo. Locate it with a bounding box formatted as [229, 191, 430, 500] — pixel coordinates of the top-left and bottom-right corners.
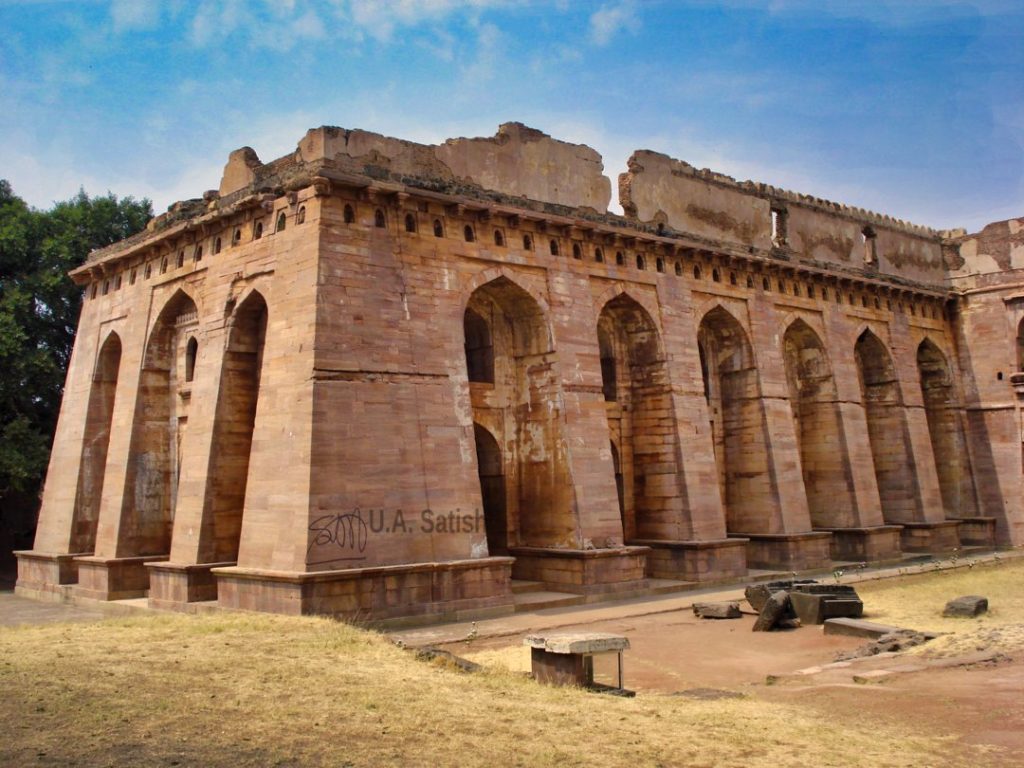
[176, 251, 185, 268]
[494, 229, 504, 247]
[297, 206, 306, 224]
[616, 251, 625, 266]
[572, 243, 582, 260]
[185, 337, 198, 383]
[233, 228, 242, 244]
[195, 245, 203, 262]
[636, 254, 646, 270]
[405, 213, 417, 233]
[214, 237, 222, 255]
[464, 224, 475, 242]
[595, 247, 604, 263]
[656, 257, 665, 273]
[129, 269, 137, 285]
[549, 239, 559, 256]
[254, 221, 264, 239]
[675, 261, 683, 276]
[712, 268, 721, 283]
[344, 204, 355, 224]
[434, 219, 444, 237]
[276, 211, 287, 232]
[523, 233, 533, 250]
[693, 265, 702, 279]
[771, 207, 788, 246]
[464, 308, 494, 384]
[374, 209, 385, 228]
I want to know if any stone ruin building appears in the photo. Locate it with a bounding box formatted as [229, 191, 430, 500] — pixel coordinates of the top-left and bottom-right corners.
[14, 122, 1024, 623]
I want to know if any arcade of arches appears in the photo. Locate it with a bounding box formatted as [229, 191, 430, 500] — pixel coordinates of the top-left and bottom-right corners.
[15, 122, 1023, 623]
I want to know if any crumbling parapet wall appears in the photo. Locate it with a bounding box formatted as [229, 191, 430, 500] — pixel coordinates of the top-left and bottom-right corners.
[291, 121, 612, 213]
[618, 150, 948, 286]
[945, 217, 1024, 283]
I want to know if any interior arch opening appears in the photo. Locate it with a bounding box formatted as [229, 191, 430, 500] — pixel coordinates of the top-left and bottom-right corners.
[473, 423, 507, 555]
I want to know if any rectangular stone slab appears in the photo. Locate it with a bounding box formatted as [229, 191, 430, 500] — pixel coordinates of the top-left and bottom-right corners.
[524, 632, 630, 654]
[823, 618, 905, 639]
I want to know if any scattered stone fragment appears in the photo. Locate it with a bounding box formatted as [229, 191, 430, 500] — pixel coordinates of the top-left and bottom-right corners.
[836, 630, 934, 660]
[943, 595, 989, 618]
[745, 580, 817, 612]
[752, 590, 795, 632]
[788, 585, 864, 624]
[692, 601, 742, 619]
[413, 647, 481, 673]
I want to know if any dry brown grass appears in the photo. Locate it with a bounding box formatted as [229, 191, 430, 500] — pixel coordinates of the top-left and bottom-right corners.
[3, 560, 1022, 768]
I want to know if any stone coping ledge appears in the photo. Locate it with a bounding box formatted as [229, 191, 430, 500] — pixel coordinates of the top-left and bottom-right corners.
[813, 525, 904, 533]
[508, 546, 650, 559]
[13, 550, 90, 562]
[74, 555, 168, 566]
[211, 556, 515, 584]
[729, 531, 832, 541]
[525, 632, 630, 654]
[898, 520, 961, 529]
[629, 538, 749, 550]
[145, 561, 236, 573]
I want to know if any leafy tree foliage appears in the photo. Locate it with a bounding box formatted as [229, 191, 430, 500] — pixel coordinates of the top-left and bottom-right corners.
[0, 180, 151, 523]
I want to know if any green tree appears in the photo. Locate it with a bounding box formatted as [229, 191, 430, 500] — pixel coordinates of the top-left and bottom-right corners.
[0, 181, 151, 545]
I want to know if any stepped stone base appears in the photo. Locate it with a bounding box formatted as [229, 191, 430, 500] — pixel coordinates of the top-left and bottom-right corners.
[212, 557, 515, 624]
[898, 520, 961, 552]
[14, 550, 88, 594]
[147, 561, 236, 610]
[508, 546, 649, 595]
[628, 538, 748, 581]
[732, 531, 832, 571]
[815, 525, 903, 562]
[952, 517, 997, 547]
[73, 555, 168, 600]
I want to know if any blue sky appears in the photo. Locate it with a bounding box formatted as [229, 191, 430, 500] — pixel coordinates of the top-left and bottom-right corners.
[1, 0, 1022, 232]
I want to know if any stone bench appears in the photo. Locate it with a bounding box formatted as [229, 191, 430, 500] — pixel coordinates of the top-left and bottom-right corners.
[524, 632, 632, 694]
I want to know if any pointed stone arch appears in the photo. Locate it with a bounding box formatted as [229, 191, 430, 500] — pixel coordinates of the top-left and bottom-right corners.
[200, 290, 268, 563]
[855, 329, 921, 524]
[917, 337, 978, 518]
[119, 289, 198, 557]
[71, 331, 122, 553]
[782, 319, 854, 528]
[597, 292, 679, 541]
[697, 305, 767, 533]
[463, 275, 573, 548]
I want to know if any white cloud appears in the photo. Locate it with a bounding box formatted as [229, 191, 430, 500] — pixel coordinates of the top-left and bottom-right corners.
[111, 0, 160, 33]
[589, 1, 640, 47]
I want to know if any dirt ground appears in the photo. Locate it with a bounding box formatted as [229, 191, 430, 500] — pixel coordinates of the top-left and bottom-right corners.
[447, 560, 1024, 764]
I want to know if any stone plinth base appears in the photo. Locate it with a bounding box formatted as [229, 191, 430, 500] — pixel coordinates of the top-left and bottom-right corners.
[14, 550, 89, 594]
[951, 517, 997, 547]
[627, 538, 748, 582]
[898, 520, 961, 553]
[147, 561, 236, 610]
[814, 525, 903, 562]
[730, 531, 832, 571]
[212, 557, 515, 624]
[73, 555, 168, 600]
[508, 546, 649, 595]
